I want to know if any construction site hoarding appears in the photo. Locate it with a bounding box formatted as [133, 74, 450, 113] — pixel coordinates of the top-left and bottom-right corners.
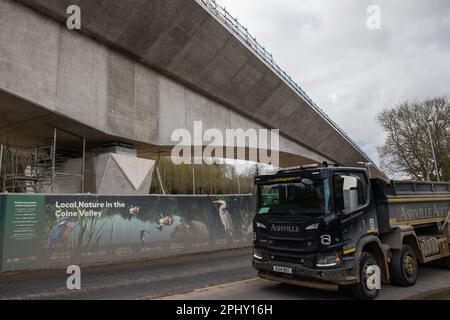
[0, 194, 255, 272]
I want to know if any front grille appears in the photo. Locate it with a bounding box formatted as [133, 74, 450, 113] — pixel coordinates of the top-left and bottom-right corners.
[268, 249, 316, 268]
[269, 239, 306, 250]
[263, 235, 318, 253]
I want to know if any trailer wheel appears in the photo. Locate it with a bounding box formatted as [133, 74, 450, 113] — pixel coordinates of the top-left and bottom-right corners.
[390, 245, 418, 287]
[351, 252, 380, 300]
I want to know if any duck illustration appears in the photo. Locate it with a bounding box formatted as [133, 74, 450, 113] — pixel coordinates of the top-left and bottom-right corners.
[159, 215, 173, 225]
[156, 214, 173, 231]
[129, 205, 141, 215]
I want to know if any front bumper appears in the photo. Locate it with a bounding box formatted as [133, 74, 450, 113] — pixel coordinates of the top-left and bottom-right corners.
[253, 259, 357, 287]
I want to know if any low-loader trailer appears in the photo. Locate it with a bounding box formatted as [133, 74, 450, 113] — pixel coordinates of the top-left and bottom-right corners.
[252, 165, 450, 299]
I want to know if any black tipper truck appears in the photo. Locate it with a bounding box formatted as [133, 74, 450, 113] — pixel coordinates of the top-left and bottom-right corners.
[252, 165, 450, 299]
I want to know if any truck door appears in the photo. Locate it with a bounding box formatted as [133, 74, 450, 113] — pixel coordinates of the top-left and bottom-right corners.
[332, 170, 379, 236]
[332, 171, 370, 215]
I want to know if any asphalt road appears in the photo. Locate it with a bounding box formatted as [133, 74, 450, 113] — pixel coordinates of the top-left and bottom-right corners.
[0, 248, 255, 300]
[160, 267, 450, 300]
[0, 247, 449, 300]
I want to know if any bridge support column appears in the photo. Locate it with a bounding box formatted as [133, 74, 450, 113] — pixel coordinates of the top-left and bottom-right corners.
[92, 147, 155, 195]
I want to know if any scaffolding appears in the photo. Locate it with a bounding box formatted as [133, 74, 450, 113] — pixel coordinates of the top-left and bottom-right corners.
[0, 128, 86, 193]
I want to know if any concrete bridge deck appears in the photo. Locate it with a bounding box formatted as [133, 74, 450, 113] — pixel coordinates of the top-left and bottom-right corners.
[0, 0, 384, 177]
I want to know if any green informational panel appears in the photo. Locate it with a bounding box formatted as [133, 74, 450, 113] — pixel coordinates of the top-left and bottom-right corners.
[1, 195, 45, 271]
[0, 194, 255, 272]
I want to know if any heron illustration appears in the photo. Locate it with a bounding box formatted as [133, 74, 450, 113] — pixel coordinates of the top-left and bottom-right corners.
[48, 218, 78, 248]
[212, 199, 234, 237]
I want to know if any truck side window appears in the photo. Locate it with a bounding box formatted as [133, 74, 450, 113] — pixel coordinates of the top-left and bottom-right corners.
[333, 173, 368, 213]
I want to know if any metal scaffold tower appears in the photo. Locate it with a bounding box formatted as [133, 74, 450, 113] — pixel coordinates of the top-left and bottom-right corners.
[0, 128, 86, 194]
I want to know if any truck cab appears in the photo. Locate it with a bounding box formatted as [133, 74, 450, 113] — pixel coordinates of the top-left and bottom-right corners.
[253, 164, 450, 299]
[252, 165, 389, 299]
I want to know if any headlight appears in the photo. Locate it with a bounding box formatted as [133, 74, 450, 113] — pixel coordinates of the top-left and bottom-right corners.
[253, 249, 263, 260]
[305, 223, 319, 230]
[316, 253, 341, 268]
[256, 222, 267, 229]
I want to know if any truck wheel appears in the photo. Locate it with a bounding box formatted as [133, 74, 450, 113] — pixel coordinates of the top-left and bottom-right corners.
[390, 245, 418, 287]
[351, 252, 380, 300]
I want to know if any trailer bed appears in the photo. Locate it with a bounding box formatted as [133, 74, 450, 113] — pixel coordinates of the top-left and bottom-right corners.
[371, 179, 450, 233]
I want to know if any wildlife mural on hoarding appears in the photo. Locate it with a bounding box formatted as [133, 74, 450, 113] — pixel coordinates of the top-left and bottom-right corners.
[0, 194, 255, 272]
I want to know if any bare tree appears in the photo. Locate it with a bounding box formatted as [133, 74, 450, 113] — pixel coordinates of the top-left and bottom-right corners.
[150, 157, 257, 194]
[377, 96, 449, 181]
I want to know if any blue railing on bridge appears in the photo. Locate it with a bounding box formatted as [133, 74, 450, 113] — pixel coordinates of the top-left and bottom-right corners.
[198, 0, 375, 165]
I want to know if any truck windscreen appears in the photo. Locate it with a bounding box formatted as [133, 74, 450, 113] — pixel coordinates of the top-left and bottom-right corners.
[257, 177, 330, 216]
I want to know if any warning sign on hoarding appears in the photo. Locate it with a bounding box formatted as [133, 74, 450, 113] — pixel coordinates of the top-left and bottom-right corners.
[2, 195, 45, 271]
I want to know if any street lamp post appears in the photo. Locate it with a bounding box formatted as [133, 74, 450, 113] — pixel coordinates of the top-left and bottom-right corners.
[426, 118, 440, 182]
[192, 167, 196, 195]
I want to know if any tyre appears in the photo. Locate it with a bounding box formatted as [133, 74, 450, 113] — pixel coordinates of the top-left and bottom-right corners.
[390, 245, 418, 287]
[351, 252, 380, 300]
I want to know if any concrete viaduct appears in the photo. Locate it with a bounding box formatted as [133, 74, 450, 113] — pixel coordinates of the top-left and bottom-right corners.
[0, 0, 384, 193]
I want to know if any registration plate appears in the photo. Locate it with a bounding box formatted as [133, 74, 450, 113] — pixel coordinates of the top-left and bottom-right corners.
[273, 265, 293, 274]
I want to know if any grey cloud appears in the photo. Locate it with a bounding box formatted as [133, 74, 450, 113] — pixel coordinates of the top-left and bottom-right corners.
[219, 0, 450, 166]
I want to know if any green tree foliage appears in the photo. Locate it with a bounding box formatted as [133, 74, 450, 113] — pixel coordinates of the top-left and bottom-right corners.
[377, 96, 450, 181]
[150, 157, 259, 194]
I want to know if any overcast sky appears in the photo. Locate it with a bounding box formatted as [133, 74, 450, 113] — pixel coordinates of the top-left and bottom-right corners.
[218, 0, 450, 166]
